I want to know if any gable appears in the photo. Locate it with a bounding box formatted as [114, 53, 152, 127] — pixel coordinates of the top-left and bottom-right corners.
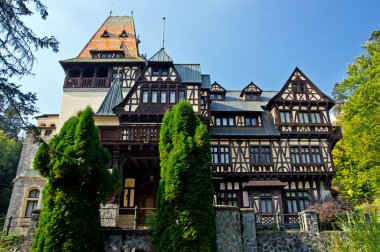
[210, 82, 226, 93]
[241, 82, 262, 96]
[266, 67, 334, 108]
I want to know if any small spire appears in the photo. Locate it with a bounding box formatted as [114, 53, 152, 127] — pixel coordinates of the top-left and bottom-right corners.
[131, 10, 134, 17]
[162, 17, 166, 49]
[109, 10, 112, 16]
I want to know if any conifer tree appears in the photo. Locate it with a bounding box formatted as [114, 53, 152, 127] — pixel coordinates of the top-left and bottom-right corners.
[32, 107, 118, 252]
[152, 101, 216, 252]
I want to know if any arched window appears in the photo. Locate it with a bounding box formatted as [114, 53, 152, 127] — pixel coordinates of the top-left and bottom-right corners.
[25, 189, 40, 217]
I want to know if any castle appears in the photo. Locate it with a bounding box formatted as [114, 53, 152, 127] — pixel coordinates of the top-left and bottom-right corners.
[5, 16, 341, 231]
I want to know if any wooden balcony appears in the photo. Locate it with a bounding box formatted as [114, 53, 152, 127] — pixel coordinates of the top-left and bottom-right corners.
[99, 125, 160, 144]
[64, 77, 110, 88]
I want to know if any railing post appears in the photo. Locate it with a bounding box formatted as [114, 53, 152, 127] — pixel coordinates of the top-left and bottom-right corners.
[275, 213, 280, 230]
[6, 215, 12, 236]
[134, 205, 138, 229]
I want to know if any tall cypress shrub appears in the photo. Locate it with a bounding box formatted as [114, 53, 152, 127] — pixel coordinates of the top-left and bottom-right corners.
[32, 107, 118, 252]
[152, 101, 216, 252]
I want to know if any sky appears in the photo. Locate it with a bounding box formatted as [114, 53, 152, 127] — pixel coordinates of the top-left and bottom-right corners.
[18, 0, 380, 116]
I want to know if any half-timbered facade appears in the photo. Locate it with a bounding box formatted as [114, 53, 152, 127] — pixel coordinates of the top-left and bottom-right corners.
[6, 16, 342, 229]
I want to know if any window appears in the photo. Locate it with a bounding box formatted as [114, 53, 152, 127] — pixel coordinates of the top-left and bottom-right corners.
[280, 112, 291, 123]
[310, 112, 322, 123]
[290, 146, 322, 164]
[301, 147, 311, 163]
[161, 68, 169, 76]
[290, 147, 301, 164]
[142, 91, 149, 103]
[211, 147, 218, 163]
[123, 178, 135, 207]
[215, 117, 234, 126]
[169, 91, 176, 103]
[25, 189, 40, 217]
[246, 94, 259, 101]
[285, 191, 309, 213]
[250, 146, 272, 164]
[245, 116, 258, 126]
[44, 129, 52, 136]
[298, 112, 309, 123]
[260, 192, 273, 213]
[201, 97, 206, 106]
[229, 117, 234, 126]
[215, 118, 221, 126]
[217, 191, 238, 206]
[293, 82, 306, 93]
[220, 146, 230, 163]
[119, 29, 128, 37]
[161, 91, 167, 103]
[211, 146, 230, 164]
[152, 68, 160, 76]
[151, 91, 158, 103]
[178, 90, 185, 101]
[310, 147, 322, 163]
[210, 93, 224, 101]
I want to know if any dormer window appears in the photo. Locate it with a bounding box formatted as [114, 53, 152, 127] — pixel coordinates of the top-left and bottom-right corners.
[161, 68, 169, 76]
[245, 93, 260, 101]
[101, 30, 110, 38]
[119, 29, 128, 37]
[210, 93, 224, 101]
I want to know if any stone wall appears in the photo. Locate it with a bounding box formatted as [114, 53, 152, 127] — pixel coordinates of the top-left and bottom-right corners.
[215, 206, 242, 252]
[104, 230, 154, 252]
[256, 231, 344, 252]
[4, 138, 47, 234]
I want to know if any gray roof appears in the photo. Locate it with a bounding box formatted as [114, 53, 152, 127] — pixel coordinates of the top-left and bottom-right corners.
[201, 75, 211, 89]
[174, 64, 202, 83]
[149, 48, 173, 62]
[96, 78, 123, 116]
[209, 111, 280, 137]
[211, 91, 278, 112]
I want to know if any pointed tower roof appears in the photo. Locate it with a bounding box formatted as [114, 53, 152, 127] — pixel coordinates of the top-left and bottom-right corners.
[60, 16, 145, 64]
[96, 78, 123, 116]
[148, 48, 173, 62]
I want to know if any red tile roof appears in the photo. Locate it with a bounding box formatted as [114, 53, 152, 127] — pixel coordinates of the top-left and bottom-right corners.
[77, 16, 142, 60]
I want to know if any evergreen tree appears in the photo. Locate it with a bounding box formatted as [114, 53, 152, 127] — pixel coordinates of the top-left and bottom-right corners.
[0, 0, 58, 138]
[332, 31, 380, 204]
[0, 130, 22, 215]
[32, 107, 118, 252]
[152, 101, 216, 252]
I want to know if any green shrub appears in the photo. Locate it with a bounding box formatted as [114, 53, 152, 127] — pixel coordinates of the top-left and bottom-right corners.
[152, 101, 216, 252]
[330, 213, 380, 252]
[32, 107, 118, 252]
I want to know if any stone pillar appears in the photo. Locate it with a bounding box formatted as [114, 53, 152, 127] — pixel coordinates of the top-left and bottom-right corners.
[240, 208, 257, 252]
[300, 210, 319, 233]
[215, 205, 242, 252]
[100, 203, 119, 227]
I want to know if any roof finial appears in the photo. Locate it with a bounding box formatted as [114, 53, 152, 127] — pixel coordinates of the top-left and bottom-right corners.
[131, 10, 134, 17]
[162, 17, 166, 49]
[110, 10, 112, 16]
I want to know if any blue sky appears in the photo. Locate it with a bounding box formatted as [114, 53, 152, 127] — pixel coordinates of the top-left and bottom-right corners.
[19, 0, 379, 115]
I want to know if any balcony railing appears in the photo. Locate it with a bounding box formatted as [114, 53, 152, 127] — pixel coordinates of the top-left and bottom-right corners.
[255, 213, 301, 230]
[99, 125, 160, 143]
[64, 77, 110, 88]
